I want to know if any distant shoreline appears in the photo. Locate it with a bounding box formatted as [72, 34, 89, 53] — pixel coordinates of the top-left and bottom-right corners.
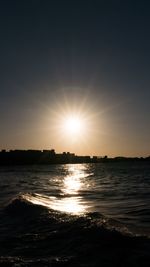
[0, 149, 149, 165]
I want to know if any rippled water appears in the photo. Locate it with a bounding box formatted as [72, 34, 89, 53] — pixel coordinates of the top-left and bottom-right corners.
[0, 162, 150, 266]
[0, 162, 150, 235]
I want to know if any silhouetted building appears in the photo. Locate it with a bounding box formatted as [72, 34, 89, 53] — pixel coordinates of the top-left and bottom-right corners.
[0, 149, 149, 165]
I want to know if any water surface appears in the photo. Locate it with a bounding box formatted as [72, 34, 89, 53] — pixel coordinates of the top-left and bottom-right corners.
[0, 162, 149, 235]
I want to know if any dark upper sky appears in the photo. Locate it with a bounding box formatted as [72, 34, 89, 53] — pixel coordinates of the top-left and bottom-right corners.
[0, 0, 150, 156]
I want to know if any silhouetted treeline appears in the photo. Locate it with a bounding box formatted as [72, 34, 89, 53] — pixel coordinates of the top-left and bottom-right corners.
[0, 149, 150, 165]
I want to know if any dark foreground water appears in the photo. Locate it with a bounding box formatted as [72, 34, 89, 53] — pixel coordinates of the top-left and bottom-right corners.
[0, 162, 150, 266]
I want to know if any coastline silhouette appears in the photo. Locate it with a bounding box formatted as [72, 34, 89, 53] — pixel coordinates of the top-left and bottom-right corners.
[0, 149, 149, 165]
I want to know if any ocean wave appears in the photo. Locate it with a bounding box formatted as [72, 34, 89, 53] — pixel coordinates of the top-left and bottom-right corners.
[0, 194, 150, 266]
[3, 194, 149, 235]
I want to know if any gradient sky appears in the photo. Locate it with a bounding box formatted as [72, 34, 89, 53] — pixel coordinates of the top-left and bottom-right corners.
[0, 0, 150, 157]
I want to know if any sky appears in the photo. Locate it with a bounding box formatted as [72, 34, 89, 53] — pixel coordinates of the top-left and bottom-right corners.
[0, 0, 150, 157]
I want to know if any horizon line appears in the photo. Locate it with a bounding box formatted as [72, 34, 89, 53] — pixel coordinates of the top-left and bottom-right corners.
[0, 148, 149, 159]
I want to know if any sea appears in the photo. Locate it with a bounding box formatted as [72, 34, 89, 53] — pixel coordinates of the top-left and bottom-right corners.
[0, 162, 150, 266]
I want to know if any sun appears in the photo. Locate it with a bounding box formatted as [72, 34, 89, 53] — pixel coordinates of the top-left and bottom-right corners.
[64, 116, 82, 135]
[51, 97, 94, 146]
[59, 113, 86, 141]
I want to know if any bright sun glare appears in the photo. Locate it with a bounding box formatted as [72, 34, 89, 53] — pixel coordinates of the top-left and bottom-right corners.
[55, 111, 89, 144]
[64, 116, 82, 135]
[53, 99, 93, 145]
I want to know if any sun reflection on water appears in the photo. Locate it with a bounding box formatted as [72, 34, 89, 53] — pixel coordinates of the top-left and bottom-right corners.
[62, 165, 86, 195]
[23, 164, 92, 214]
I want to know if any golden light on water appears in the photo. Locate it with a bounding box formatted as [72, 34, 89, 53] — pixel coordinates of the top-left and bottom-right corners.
[50, 197, 86, 214]
[63, 175, 82, 195]
[62, 166, 85, 195]
[23, 165, 92, 214]
[23, 194, 87, 214]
